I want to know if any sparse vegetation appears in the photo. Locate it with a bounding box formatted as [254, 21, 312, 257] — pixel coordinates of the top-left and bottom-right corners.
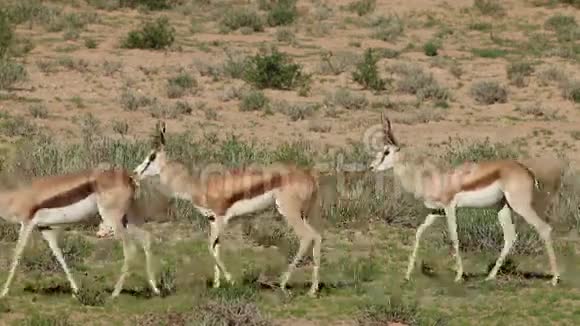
[221, 8, 264, 33]
[390, 63, 450, 102]
[0, 57, 27, 90]
[167, 71, 198, 98]
[470, 80, 508, 104]
[239, 90, 270, 112]
[122, 16, 175, 49]
[347, 0, 377, 16]
[370, 14, 405, 42]
[473, 0, 505, 17]
[507, 61, 535, 87]
[119, 87, 154, 111]
[561, 79, 580, 103]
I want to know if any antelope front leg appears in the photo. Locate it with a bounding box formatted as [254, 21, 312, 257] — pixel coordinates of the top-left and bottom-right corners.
[405, 213, 439, 281]
[445, 206, 463, 282]
[208, 218, 232, 288]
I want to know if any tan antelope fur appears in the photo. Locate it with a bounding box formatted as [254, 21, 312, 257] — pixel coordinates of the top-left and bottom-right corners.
[0, 168, 160, 298]
[369, 113, 563, 285]
[133, 122, 322, 296]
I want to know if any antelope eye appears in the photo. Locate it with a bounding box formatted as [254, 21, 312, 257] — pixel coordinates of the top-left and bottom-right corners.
[384, 149, 390, 156]
[149, 152, 157, 161]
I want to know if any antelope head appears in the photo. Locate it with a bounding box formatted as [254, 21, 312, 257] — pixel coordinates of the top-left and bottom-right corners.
[369, 112, 400, 172]
[134, 121, 167, 179]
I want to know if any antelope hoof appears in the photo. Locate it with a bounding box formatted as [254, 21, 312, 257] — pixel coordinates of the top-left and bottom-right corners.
[307, 288, 319, 298]
[454, 275, 464, 283]
[484, 275, 496, 282]
[551, 275, 560, 286]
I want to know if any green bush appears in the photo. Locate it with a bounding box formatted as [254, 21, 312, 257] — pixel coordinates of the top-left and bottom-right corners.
[423, 40, 440, 56]
[266, 0, 298, 27]
[122, 16, 175, 49]
[243, 48, 308, 90]
[119, 0, 173, 10]
[352, 48, 387, 91]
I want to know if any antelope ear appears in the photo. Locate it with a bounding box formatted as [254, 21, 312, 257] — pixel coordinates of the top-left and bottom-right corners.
[158, 121, 166, 146]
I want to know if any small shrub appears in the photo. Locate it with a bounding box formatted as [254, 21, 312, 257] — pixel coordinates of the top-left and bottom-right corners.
[18, 313, 72, 326]
[326, 88, 369, 110]
[352, 48, 387, 91]
[391, 63, 449, 102]
[222, 51, 249, 79]
[243, 48, 308, 90]
[356, 297, 421, 326]
[28, 103, 49, 119]
[158, 262, 177, 297]
[119, 88, 154, 111]
[544, 14, 579, 42]
[275, 27, 296, 44]
[473, 0, 505, 17]
[122, 0, 173, 11]
[240, 90, 269, 112]
[76, 277, 106, 306]
[194, 299, 272, 326]
[167, 72, 197, 98]
[561, 79, 580, 103]
[266, 0, 298, 27]
[0, 221, 19, 242]
[279, 101, 319, 121]
[370, 14, 404, 42]
[122, 16, 175, 50]
[472, 48, 508, 58]
[0, 115, 37, 137]
[221, 8, 264, 32]
[318, 50, 358, 75]
[347, 0, 377, 16]
[174, 100, 193, 115]
[102, 60, 122, 76]
[0, 11, 14, 58]
[544, 14, 577, 32]
[0, 57, 27, 90]
[112, 120, 129, 135]
[470, 80, 508, 104]
[84, 38, 97, 49]
[507, 61, 534, 87]
[537, 66, 568, 86]
[469, 21, 492, 31]
[423, 39, 440, 56]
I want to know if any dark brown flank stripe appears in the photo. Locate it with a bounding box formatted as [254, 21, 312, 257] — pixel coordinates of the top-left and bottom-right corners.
[460, 169, 501, 192]
[221, 174, 284, 214]
[28, 181, 96, 219]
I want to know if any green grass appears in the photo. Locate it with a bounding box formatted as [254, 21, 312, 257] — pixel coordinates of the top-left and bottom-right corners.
[0, 128, 578, 326]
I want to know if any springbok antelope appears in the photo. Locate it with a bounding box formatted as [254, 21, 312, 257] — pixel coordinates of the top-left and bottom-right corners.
[0, 167, 160, 298]
[369, 113, 563, 286]
[132, 122, 322, 296]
